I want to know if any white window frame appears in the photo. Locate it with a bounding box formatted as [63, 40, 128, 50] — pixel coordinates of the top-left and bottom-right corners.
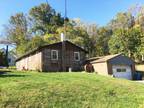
[74, 52, 80, 61]
[51, 50, 58, 60]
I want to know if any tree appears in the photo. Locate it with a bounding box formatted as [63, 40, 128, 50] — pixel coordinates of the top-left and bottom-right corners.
[65, 20, 112, 57]
[29, 3, 64, 35]
[4, 13, 31, 56]
[56, 20, 92, 56]
[28, 36, 45, 49]
[108, 28, 142, 60]
[5, 13, 30, 45]
[108, 12, 135, 30]
[0, 50, 7, 66]
[95, 27, 111, 56]
[5, 3, 65, 56]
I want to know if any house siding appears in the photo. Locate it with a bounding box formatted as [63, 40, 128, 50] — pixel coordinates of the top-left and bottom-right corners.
[42, 48, 62, 72]
[16, 51, 42, 71]
[41, 42, 86, 72]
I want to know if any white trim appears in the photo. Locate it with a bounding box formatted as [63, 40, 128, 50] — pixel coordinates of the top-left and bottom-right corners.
[74, 52, 80, 61]
[51, 50, 58, 60]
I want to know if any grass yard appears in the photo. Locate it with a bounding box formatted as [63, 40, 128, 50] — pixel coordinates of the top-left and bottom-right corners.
[1, 70, 144, 108]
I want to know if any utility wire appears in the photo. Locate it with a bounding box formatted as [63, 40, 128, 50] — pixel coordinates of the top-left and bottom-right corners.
[65, 0, 67, 20]
[46, 0, 49, 6]
[64, 0, 67, 37]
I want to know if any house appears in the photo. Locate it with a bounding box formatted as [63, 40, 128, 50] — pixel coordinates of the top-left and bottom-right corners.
[16, 41, 87, 72]
[8, 52, 17, 66]
[0, 48, 17, 66]
[87, 54, 135, 80]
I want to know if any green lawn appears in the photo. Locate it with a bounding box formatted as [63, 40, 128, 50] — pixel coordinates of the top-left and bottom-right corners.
[0, 70, 144, 108]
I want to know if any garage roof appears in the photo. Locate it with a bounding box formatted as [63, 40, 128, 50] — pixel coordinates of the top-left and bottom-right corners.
[91, 54, 122, 63]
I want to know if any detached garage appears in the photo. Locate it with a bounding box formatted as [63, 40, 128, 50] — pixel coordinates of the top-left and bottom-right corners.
[90, 54, 135, 80]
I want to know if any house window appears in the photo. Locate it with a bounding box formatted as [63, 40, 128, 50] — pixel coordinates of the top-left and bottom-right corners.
[51, 50, 58, 60]
[74, 52, 80, 61]
[116, 68, 126, 72]
[8, 58, 11, 63]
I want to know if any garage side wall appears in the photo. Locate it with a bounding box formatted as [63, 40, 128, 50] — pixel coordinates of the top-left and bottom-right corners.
[92, 62, 109, 75]
[16, 52, 42, 71]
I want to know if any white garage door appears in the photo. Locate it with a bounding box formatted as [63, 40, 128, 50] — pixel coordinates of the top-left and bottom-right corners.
[112, 65, 132, 80]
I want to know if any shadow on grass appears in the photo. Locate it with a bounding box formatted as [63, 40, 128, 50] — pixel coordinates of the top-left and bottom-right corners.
[0, 69, 11, 75]
[0, 70, 11, 73]
[0, 74, 29, 78]
[0, 70, 29, 78]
